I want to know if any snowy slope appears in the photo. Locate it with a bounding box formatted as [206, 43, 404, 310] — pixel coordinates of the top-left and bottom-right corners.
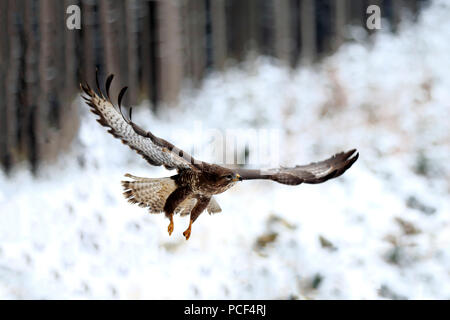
[0, 0, 449, 299]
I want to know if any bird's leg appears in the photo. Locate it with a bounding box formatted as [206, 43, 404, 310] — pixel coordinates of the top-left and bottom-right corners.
[183, 219, 192, 240]
[167, 214, 174, 236]
[164, 186, 191, 237]
[182, 196, 210, 240]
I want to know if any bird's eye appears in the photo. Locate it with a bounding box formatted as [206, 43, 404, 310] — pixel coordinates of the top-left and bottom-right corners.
[226, 174, 233, 180]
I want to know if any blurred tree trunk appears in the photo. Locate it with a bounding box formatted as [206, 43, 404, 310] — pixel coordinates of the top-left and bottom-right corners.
[60, 0, 81, 158]
[100, 0, 124, 103]
[0, 0, 12, 171]
[273, 0, 292, 65]
[81, 0, 98, 91]
[23, 0, 40, 170]
[333, 0, 348, 50]
[138, 0, 158, 108]
[259, 0, 275, 57]
[210, 0, 227, 70]
[315, 0, 333, 58]
[38, 0, 59, 167]
[116, 1, 130, 105]
[65, 0, 80, 94]
[182, 0, 206, 87]
[5, 0, 25, 169]
[226, 0, 245, 62]
[247, 0, 259, 55]
[300, 0, 317, 64]
[157, 0, 183, 105]
[126, 0, 139, 106]
[348, 0, 366, 28]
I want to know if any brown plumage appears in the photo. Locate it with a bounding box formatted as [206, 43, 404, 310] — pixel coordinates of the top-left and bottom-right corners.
[81, 72, 359, 240]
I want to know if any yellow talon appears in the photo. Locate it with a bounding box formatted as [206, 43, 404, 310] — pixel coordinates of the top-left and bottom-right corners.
[183, 220, 192, 240]
[167, 216, 174, 236]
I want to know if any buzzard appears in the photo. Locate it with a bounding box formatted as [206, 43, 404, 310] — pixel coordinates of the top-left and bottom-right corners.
[80, 73, 358, 240]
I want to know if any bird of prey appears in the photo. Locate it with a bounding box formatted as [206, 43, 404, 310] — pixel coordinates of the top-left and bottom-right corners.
[80, 73, 358, 240]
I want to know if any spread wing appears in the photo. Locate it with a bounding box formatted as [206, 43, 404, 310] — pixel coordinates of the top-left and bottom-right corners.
[80, 73, 200, 172]
[235, 149, 358, 185]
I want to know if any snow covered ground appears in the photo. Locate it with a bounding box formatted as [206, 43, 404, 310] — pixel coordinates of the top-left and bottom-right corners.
[0, 0, 449, 299]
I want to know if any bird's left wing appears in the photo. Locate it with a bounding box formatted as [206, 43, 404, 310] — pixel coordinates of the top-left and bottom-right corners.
[80, 73, 200, 171]
[235, 149, 358, 185]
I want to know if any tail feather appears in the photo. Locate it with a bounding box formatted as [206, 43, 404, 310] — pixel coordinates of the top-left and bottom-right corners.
[121, 174, 177, 214]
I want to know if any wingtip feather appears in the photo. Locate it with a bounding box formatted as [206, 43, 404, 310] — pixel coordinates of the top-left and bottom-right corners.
[105, 74, 114, 100]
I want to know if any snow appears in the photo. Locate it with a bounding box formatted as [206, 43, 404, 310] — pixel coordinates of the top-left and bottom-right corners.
[0, 0, 449, 299]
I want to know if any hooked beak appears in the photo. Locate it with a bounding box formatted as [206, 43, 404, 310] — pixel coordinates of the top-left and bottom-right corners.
[233, 173, 242, 182]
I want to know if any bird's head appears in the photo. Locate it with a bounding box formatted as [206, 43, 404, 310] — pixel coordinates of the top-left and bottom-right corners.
[200, 165, 243, 193]
[219, 172, 242, 184]
[210, 169, 242, 192]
